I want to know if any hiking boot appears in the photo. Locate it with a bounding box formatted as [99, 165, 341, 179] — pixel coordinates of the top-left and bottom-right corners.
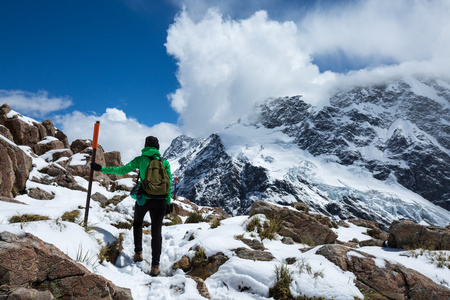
[150, 265, 160, 277]
[133, 252, 143, 262]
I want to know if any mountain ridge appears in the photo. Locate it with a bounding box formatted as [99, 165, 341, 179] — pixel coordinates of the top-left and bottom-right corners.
[165, 77, 450, 229]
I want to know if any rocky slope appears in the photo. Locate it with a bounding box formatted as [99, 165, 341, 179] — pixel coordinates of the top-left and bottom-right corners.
[0, 103, 129, 200]
[1, 101, 450, 299]
[165, 77, 450, 229]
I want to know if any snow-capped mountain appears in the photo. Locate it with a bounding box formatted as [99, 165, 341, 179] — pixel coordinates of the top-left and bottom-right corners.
[165, 77, 450, 229]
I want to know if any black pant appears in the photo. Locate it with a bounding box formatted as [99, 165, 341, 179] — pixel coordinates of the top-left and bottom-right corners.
[133, 198, 167, 266]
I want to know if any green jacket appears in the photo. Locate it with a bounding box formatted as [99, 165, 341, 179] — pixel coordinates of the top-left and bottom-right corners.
[101, 147, 172, 204]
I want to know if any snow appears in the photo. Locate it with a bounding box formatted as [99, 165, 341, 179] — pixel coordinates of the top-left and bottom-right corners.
[37, 136, 59, 144]
[332, 222, 371, 243]
[217, 122, 450, 227]
[2, 175, 450, 299]
[69, 152, 90, 166]
[2, 115, 450, 299]
[6, 109, 38, 125]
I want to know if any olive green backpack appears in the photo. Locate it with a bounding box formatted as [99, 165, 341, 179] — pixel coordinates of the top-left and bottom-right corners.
[140, 156, 170, 200]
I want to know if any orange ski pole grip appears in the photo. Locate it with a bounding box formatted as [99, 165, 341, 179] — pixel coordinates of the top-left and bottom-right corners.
[92, 121, 100, 149]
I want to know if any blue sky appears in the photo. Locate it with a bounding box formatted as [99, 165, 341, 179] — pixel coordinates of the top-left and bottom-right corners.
[0, 0, 180, 124]
[1, 0, 449, 162]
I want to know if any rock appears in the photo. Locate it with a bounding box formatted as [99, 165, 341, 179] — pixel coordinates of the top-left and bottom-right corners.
[388, 220, 450, 250]
[285, 257, 297, 264]
[54, 173, 87, 192]
[0, 231, 132, 300]
[41, 119, 56, 137]
[46, 164, 65, 177]
[91, 192, 108, 206]
[70, 139, 92, 154]
[311, 213, 336, 229]
[241, 238, 265, 250]
[34, 122, 47, 141]
[51, 149, 73, 162]
[281, 237, 295, 245]
[359, 238, 385, 247]
[4, 287, 56, 300]
[4, 118, 40, 147]
[0, 103, 12, 123]
[28, 187, 55, 200]
[33, 138, 65, 156]
[317, 244, 450, 299]
[105, 151, 123, 166]
[348, 218, 380, 229]
[187, 252, 228, 280]
[335, 239, 359, 248]
[172, 198, 230, 221]
[0, 196, 26, 205]
[103, 151, 126, 181]
[0, 124, 14, 141]
[65, 144, 111, 186]
[232, 247, 275, 261]
[0, 137, 33, 198]
[338, 220, 350, 228]
[249, 201, 337, 246]
[55, 130, 70, 148]
[172, 255, 191, 272]
[200, 206, 230, 221]
[367, 227, 388, 241]
[292, 202, 309, 213]
[187, 276, 211, 299]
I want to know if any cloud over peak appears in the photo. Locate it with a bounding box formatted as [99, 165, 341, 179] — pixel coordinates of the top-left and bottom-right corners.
[166, 0, 450, 136]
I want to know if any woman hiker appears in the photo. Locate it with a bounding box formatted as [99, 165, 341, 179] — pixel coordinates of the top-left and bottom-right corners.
[91, 136, 172, 277]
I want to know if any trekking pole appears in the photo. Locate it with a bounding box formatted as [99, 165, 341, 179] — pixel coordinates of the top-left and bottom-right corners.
[84, 121, 100, 227]
[173, 177, 177, 200]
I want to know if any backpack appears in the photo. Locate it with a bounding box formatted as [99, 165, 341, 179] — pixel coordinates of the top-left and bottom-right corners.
[140, 156, 170, 199]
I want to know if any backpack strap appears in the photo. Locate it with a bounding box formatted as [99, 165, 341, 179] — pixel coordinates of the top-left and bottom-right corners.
[144, 155, 164, 162]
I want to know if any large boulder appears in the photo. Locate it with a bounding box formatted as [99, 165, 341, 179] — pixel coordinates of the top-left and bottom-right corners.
[55, 129, 70, 148]
[33, 137, 65, 156]
[104, 151, 126, 181]
[0, 231, 132, 300]
[0, 103, 11, 124]
[70, 139, 92, 154]
[4, 117, 40, 147]
[0, 125, 13, 141]
[41, 119, 56, 137]
[249, 201, 337, 245]
[317, 244, 450, 299]
[66, 142, 108, 182]
[0, 137, 33, 197]
[104, 151, 123, 166]
[388, 220, 450, 250]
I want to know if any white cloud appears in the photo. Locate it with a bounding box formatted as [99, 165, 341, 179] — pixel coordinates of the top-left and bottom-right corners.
[166, 0, 450, 136]
[54, 109, 181, 163]
[166, 9, 331, 136]
[0, 90, 73, 118]
[297, 0, 450, 66]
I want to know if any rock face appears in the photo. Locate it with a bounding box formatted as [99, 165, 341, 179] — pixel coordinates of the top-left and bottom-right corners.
[248, 201, 337, 245]
[388, 220, 450, 250]
[0, 104, 129, 197]
[0, 134, 33, 198]
[317, 244, 450, 299]
[0, 231, 132, 300]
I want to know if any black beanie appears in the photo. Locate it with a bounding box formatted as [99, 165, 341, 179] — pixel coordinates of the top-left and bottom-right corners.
[145, 136, 159, 149]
